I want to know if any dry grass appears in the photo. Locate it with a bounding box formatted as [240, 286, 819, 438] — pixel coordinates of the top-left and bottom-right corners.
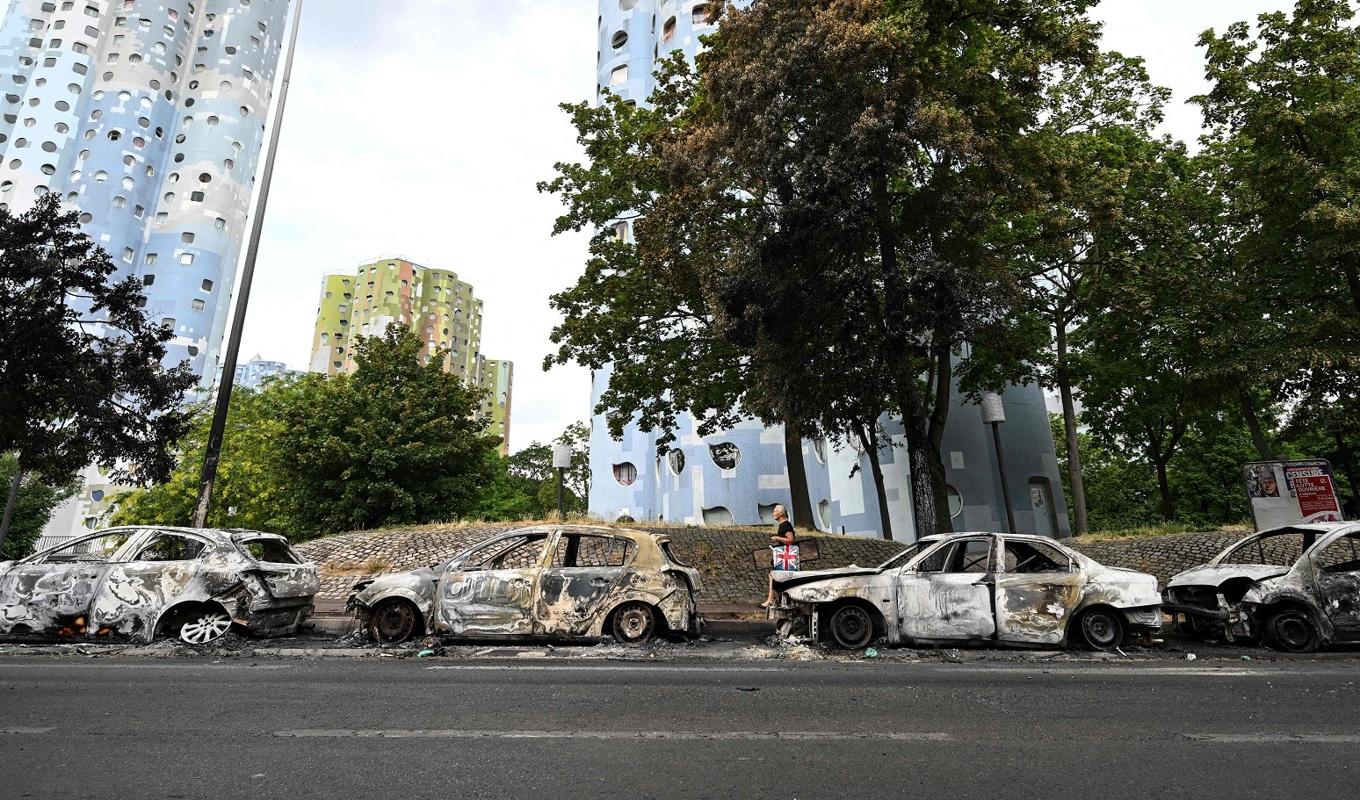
[1071, 521, 1253, 545]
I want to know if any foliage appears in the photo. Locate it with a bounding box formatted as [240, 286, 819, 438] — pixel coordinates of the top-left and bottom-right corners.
[473, 422, 592, 521]
[117, 329, 501, 539]
[0, 454, 78, 560]
[0, 194, 195, 546]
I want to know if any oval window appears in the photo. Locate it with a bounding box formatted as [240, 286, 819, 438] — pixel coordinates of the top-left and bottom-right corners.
[709, 442, 740, 471]
[613, 462, 637, 486]
[667, 449, 685, 475]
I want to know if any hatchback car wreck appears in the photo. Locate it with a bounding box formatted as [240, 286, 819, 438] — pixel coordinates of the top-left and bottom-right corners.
[1165, 523, 1360, 652]
[0, 526, 319, 644]
[771, 532, 1161, 650]
[348, 525, 703, 646]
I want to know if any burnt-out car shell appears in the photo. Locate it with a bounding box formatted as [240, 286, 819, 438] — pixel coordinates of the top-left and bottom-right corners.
[771, 532, 1161, 651]
[1165, 522, 1360, 652]
[348, 525, 703, 646]
[0, 526, 318, 644]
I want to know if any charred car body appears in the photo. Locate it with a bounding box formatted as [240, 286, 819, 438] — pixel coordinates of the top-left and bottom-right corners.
[772, 532, 1161, 651]
[348, 525, 703, 646]
[0, 526, 318, 644]
[1166, 523, 1360, 652]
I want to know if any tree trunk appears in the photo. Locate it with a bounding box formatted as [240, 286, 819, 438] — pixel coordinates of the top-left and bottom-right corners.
[1154, 458, 1174, 521]
[0, 468, 23, 554]
[856, 422, 893, 541]
[927, 339, 954, 534]
[1239, 390, 1274, 461]
[782, 423, 815, 531]
[897, 382, 939, 540]
[1054, 323, 1089, 535]
[1343, 258, 1360, 316]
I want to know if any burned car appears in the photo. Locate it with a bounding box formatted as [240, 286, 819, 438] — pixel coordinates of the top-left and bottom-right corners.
[348, 525, 703, 646]
[0, 526, 318, 644]
[771, 532, 1161, 651]
[1165, 523, 1360, 652]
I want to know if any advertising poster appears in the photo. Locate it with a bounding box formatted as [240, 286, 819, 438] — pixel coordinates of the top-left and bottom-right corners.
[1244, 459, 1345, 530]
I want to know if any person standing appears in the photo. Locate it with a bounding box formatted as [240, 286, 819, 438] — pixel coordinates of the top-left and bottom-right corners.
[761, 504, 797, 608]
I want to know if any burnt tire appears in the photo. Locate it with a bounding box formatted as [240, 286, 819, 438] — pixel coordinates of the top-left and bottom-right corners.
[1077, 606, 1124, 651]
[367, 598, 421, 645]
[1266, 608, 1321, 653]
[611, 602, 657, 646]
[827, 603, 875, 650]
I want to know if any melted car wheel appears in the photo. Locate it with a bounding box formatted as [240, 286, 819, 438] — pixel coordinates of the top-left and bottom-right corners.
[368, 598, 420, 645]
[611, 602, 657, 645]
[179, 609, 233, 645]
[1267, 608, 1320, 653]
[1078, 607, 1124, 651]
[828, 604, 875, 650]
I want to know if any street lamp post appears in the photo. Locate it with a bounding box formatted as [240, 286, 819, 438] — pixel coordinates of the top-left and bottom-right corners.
[981, 391, 1017, 535]
[552, 445, 573, 520]
[193, 0, 305, 527]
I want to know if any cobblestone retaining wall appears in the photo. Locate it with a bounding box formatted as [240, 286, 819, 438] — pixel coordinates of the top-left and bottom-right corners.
[294, 524, 1253, 606]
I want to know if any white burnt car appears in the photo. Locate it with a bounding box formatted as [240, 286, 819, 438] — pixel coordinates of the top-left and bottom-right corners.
[0, 527, 318, 644]
[772, 532, 1161, 650]
[348, 525, 703, 646]
[1166, 523, 1360, 652]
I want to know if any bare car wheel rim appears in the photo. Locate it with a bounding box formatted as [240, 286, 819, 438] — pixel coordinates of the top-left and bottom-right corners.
[1081, 610, 1121, 650]
[1271, 611, 1316, 652]
[832, 606, 872, 649]
[180, 611, 232, 644]
[614, 603, 654, 644]
[371, 601, 417, 644]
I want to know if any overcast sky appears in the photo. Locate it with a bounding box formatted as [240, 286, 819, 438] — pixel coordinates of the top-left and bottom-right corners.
[229, 0, 1297, 452]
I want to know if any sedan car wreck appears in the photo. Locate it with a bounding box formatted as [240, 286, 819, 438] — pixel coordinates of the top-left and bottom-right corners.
[348, 525, 703, 646]
[0, 526, 318, 644]
[771, 532, 1161, 651]
[1165, 523, 1360, 652]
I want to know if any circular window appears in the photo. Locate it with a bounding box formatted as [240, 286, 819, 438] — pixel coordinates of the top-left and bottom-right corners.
[818, 500, 832, 529]
[613, 462, 637, 486]
[946, 485, 963, 518]
[611, 30, 628, 49]
[667, 448, 685, 475]
[619, 0, 638, 10]
[709, 442, 741, 471]
[91, 490, 104, 502]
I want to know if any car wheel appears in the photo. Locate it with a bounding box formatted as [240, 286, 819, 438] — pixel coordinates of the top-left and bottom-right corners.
[1266, 608, 1320, 653]
[178, 608, 233, 645]
[1078, 607, 1124, 651]
[367, 598, 421, 645]
[611, 602, 657, 646]
[827, 604, 875, 650]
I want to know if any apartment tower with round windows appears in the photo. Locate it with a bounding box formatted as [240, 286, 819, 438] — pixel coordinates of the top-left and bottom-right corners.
[588, 0, 1071, 539]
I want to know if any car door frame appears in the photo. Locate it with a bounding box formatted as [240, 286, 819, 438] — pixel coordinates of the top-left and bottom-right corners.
[92, 528, 218, 640]
[993, 535, 1085, 646]
[895, 535, 999, 643]
[535, 530, 635, 637]
[434, 530, 555, 637]
[1307, 530, 1360, 640]
[0, 527, 152, 638]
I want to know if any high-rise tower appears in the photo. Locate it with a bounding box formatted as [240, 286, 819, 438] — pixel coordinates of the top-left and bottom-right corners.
[0, 0, 293, 381]
[587, 1, 1071, 539]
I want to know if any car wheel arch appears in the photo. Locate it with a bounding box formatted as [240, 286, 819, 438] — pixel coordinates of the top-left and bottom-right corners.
[154, 599, 233, 642]
[360, 587, 433, 629]
[595, 592, 670, 636]
[821, 598, 886, 643]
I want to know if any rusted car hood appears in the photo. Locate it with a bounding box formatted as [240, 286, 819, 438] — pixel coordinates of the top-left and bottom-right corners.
[771, 565, 880, 590]
[1167, 564, 1289, 588]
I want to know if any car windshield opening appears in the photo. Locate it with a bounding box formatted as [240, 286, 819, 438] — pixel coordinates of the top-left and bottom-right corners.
[879, 541, 928, 569]
[1221, 529, 1317, 567]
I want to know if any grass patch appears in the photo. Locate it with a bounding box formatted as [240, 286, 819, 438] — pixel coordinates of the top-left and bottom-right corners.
[1072, 521, 1252, 544]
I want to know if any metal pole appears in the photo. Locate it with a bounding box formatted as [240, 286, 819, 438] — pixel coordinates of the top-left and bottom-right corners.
[557, 467, 565, 519]
[193, 0, 305, 527]
[991, 421, 1017, 534]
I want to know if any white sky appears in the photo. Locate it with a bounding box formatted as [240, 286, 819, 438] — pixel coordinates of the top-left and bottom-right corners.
[230, 0, 1295, 452]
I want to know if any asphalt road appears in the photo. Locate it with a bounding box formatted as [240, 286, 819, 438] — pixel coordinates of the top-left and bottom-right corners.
[2, 657, 1358, 799]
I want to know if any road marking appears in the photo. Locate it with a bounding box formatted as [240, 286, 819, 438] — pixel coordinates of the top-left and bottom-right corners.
[1184, 734, 1360, 744]
[1, 727, 54, 735]
[0, 663, 293, 671]
[424, 664, 800, 673]
[943, 666, 1296, 677]
[273, 729, 951, 742]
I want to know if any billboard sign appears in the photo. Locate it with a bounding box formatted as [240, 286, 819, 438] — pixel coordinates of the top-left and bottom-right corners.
[1244, 459, 1345, 530]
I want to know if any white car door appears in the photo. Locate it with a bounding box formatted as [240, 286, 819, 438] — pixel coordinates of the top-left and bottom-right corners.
[993, 537, 1084, 646]
[897, 537, 997, 641]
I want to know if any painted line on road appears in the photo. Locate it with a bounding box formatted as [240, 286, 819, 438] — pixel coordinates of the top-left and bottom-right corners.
[942, 666, 1299, 678]
[1185, 733, 1360, 744]
[423, 664, 799, 674]
[0, 663, 293, 671]
[1, 727, 54, 735]
[273, 729, 951, 742]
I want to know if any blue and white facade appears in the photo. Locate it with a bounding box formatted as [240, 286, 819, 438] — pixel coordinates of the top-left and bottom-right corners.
[0, 0, 295, 549]
[588, 0, 1071, 540]
[0, 0, 291, 380]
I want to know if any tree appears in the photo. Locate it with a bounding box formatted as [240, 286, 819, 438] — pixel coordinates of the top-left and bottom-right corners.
[544, 0, 1100, 537]
[1014, 53, 1171, 534]
[0, 454, 78, 560]
[0, 194, 195, 550]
